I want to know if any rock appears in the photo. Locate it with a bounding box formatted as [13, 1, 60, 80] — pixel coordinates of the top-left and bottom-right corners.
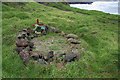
[47, 51, 54, 59]
[66, 34, 78, 39]
[19, 50, 30, 65]
[25, 46, 33, 51]
[16, 38, 28, 47]
[38, 59, 48, 65]
[35, 31, 41, 35]
[30, 51, 44, 60]
[67, 38, 80, 44]
[71, 48, 79, 54]
[22, 29, 27, 32]
[15, 47, 25, 54]
[17, 29, 28, 39]
[45, 51, 54, 62]
[63, 52, 79, 62]
[28, 41, 34, 48]
[17, 32, 26, 39]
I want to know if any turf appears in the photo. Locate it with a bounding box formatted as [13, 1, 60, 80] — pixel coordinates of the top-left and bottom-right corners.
[2, 2, 119, 78]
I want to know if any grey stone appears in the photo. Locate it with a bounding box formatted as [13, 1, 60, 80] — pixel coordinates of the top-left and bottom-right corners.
[64, 53, 79, 62]
[44, 51, 54, 62]
[66, 34, 78, 39]
[67, 38, 80, 44]
[38, 59, 48, 65]
[19, 50, 30, 65]
[47, 51, 54, 59]
[15, 47, 25, 54]
[16, 38, 28, 47]
[30, 51, 44, 60]
[28, 41, 34, 48]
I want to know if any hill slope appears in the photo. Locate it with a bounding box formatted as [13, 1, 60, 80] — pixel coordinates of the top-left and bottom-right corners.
[2, 2, 119, 78]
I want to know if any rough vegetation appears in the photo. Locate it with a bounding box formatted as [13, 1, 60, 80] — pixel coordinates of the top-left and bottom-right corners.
[2, 2, 119, 78]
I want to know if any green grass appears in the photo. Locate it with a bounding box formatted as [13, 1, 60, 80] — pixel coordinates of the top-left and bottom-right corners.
[2, 2, 119, 78]
[0, 27, 1, 78]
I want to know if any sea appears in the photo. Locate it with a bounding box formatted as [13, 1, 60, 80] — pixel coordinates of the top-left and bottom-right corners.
[70, 1, 119, 15]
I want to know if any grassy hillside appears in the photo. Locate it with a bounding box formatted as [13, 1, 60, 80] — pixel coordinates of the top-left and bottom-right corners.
[2, 2, 119, 78]
[0, 2, 2, 79]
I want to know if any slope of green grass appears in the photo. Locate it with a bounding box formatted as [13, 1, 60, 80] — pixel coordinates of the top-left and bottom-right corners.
[2, 2, 119, 78]
[0, 2, 2, 79]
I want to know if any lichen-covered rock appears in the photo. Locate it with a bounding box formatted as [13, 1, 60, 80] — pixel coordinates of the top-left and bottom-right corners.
[66, 34, 78, 39]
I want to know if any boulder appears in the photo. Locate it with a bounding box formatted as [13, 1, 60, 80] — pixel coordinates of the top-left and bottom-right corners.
[66, 34, 78, 39]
